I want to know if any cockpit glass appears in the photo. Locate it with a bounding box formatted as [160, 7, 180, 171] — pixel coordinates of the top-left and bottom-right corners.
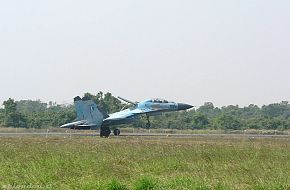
[151, 99, 169, 103]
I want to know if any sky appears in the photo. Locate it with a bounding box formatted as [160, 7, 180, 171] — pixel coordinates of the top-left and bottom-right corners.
[0, 0, 290, 107]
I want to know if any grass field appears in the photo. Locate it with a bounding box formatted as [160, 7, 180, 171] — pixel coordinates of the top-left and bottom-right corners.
[0, 136, 290, 190]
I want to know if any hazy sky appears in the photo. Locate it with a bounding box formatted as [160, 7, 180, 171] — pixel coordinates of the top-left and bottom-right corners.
[0, 0, 290, 107]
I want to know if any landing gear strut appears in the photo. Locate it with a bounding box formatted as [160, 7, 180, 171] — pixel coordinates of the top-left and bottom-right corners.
[145, 114, 151, 129]
[100, 126, 111, 138]
[113, 128, 120, 136]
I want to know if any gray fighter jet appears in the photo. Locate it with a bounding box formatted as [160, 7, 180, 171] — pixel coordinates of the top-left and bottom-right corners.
[60, 96, 193, 137]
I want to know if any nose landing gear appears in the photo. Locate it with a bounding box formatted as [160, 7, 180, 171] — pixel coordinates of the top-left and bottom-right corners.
[113, 128, 120, 136]
[145, 114, 151, 129]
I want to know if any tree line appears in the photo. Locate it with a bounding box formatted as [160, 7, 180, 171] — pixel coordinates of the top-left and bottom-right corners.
[1, 92, 290, 130]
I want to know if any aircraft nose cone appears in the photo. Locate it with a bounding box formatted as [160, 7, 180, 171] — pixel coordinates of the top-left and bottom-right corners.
[177, 103, 193, 110]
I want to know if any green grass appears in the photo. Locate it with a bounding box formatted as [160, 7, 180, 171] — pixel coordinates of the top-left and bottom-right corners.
[0, 136, 289, 189]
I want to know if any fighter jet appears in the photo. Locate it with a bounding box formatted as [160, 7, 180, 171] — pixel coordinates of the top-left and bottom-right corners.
[60, 96, 193, 137]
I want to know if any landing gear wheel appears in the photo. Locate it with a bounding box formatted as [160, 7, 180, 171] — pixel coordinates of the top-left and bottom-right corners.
[113, 128, 120, 136]
[100, 126, 111, 138]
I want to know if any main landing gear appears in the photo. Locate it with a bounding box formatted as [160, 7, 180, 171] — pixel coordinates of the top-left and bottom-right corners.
[100, 126, 121, 137]
[100, 126, 111, 138]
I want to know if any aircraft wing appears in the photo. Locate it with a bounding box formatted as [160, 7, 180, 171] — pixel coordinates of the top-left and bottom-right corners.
[102, 107, 170, 126]
[105, 107, 164, 120]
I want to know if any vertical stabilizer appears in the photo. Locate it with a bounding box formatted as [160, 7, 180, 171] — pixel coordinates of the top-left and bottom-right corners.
[81, 96, 105, 127]
[74, 96, 85, 121]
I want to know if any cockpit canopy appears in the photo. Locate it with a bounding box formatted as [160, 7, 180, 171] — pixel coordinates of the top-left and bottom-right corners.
[148, 98, 170, 103]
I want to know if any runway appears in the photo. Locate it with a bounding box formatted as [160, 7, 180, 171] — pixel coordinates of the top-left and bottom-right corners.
[0, 132, 289, 139]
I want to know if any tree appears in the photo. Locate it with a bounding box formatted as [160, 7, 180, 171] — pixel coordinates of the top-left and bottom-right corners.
[242, 104, 260, 118]
[197, 102, 221, 118]
[261, 101, 290, 118]
[192, 112, 209, 129]
[1, 93, 290, 130]
[0, 108, 5, 126]
[213, 114, 241, 130]
[3, 98, 27, 128]
[221, 105, 241, 116]
[16, 100, 47, 114]
[84, 92, 124, 113]
[3, 98, 17, 114]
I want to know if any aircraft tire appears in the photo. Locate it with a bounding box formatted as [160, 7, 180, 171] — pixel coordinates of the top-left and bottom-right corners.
[113, 128, 120, 136]
[100, 126, 111, 138]
[145, 123, 151, 129]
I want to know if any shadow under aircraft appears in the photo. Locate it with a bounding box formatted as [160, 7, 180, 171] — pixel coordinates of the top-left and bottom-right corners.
[61, 96, 193, 137]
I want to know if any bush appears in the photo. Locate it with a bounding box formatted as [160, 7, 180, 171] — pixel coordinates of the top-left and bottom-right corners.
[106, 179, 128, 190]
[134, 177, 156, 190]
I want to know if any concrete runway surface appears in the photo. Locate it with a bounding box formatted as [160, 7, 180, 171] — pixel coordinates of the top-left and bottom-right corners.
[0, 132, 289, 139]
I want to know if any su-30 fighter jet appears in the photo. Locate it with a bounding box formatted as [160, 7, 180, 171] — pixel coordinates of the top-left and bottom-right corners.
[60, 96, 193, 137]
